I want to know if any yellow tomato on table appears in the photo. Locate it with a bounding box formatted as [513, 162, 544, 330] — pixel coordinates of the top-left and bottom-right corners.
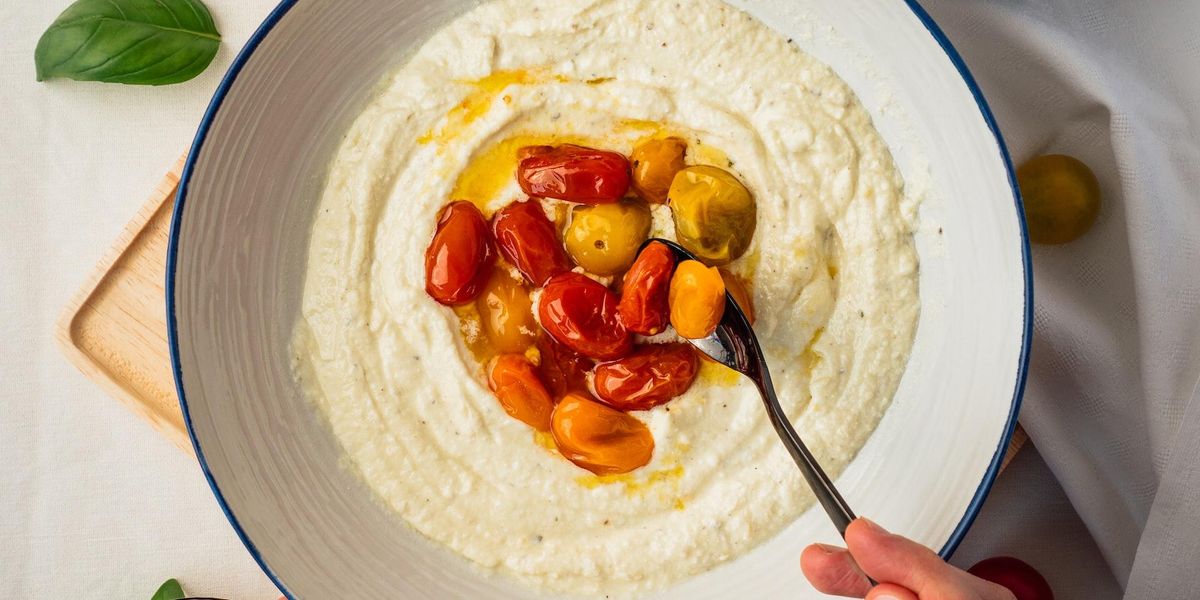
[1017, 154, 1101, 245]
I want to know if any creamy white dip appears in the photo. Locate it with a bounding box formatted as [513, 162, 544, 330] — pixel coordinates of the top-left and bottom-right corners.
[292, 0, 920, 594]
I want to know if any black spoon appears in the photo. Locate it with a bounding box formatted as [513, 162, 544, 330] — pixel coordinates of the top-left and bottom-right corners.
[645, 238, 859, 538]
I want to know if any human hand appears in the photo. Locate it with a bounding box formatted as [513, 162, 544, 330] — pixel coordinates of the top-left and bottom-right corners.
[800, 518, 1018, 599]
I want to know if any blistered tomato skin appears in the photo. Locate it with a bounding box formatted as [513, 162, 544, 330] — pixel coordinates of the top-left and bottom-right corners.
[477, 272, 536, 354]
[593, 343, 699, 411]
[536, 335, 593, 399]
[424, 201, 496, 306]
[487, 354, 555, 431]
[669, 165, 757, 265]
[551, 393, 655, 475]
[617, 241, 676, 335]
[538, 272, 632, 360]
[517, 144, 631, 204]
[491, 199, 573, 286]
[669, 260, 726, 339]
[564, 199, 652, 276]
[631, 137, 687, 204]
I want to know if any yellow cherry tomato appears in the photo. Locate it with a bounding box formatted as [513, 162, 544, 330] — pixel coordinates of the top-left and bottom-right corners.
[669, 260, 726, 339]
[668, 165, 757, 265]
[564, 199, 652, 276]
[1017, 154, 1101, 244]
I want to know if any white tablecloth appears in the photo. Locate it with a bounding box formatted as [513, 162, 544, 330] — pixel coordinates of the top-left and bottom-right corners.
[3, 1, 1193, 597]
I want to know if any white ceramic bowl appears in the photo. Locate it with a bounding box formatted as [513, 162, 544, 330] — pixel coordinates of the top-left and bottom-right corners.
[168, 1, 1031, 597]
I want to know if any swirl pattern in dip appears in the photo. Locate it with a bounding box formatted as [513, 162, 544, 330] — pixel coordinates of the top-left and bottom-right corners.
[292, 0, 920, 593]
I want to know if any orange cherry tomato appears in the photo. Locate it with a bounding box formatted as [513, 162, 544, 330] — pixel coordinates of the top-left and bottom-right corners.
[719, 268, 754, 325]
[630, 137, 687, 204]
[536, 335, 593, 399]
[669, 260, 726, 339]
[491, 199, 573, 286]
[617, 241, 675, 335]
[487, 354, 554, 431]
[517, 144, 631, 204]
[424, 201, 496, 306]
[477, 271, 536, 354]
[593, 343, 699, 411]
[551, 393, 655, 475]
[538, 272, 632, 360]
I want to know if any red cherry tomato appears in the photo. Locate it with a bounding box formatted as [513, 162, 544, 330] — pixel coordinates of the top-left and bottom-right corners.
[617, 241, 675, 335]
[424, 201, 495, 305]
[593, 343, 698, 411]
[538, 272, 632, 360]
[487, 354, 554, 431]
[491, 199, 573, 286]
[517, 144, 631, 204]
[968, 557, 1054, 600]
[536, 335, 593, 399]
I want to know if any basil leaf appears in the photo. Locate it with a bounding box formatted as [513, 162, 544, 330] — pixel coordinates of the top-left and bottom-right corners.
[150, 578, 186, 600]
[35, 0, 221, 86]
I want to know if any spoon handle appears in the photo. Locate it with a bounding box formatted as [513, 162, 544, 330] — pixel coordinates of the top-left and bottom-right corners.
[754, 362, 857, 537]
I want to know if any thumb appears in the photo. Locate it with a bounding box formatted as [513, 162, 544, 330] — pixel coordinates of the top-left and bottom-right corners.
[845, 518, 959, 596]
[866, 583, 919, 600]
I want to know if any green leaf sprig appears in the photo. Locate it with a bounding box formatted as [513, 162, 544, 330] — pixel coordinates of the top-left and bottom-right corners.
[35, 0, 221, 86]
[151, 578, 186, 600]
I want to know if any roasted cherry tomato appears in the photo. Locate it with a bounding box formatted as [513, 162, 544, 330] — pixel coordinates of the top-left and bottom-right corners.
[616, 241, 675, 335]
[536, 335, 593, 399]
[551, 393, 654, 475]
[487, 354, 554, 431]
[669, 260, 726, 339]
[593, 343, 699, 411]
[719, 268, 754, 325]
[517, 144, 631, 204]
[669, 165, 757, 265]
[631, 137, 687, 204]
[477, 271, 536, 354]
[968, 557, 1054, 600]
[491, 199, 573, 286]
[564, 199, 652, 276]
[538, 272, 632, 360]
[424, 201, 496, 305]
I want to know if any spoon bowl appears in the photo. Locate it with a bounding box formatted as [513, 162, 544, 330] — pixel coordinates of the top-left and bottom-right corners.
[644, 238, 859, 537]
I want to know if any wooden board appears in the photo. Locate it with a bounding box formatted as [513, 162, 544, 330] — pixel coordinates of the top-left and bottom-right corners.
[55, 157, 191, 452]
[55, 158, 1030, 469]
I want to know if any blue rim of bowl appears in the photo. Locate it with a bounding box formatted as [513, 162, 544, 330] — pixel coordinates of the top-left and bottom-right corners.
[166, 0, 1032, 596]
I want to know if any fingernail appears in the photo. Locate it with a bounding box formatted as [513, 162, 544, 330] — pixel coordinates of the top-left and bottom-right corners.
[872, 594, 902, 600]
[814, 543, 842, 555]
[858, 517, 888, 534]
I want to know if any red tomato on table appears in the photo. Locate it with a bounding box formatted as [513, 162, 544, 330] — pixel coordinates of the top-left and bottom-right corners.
[968, 556, 1054, 600]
